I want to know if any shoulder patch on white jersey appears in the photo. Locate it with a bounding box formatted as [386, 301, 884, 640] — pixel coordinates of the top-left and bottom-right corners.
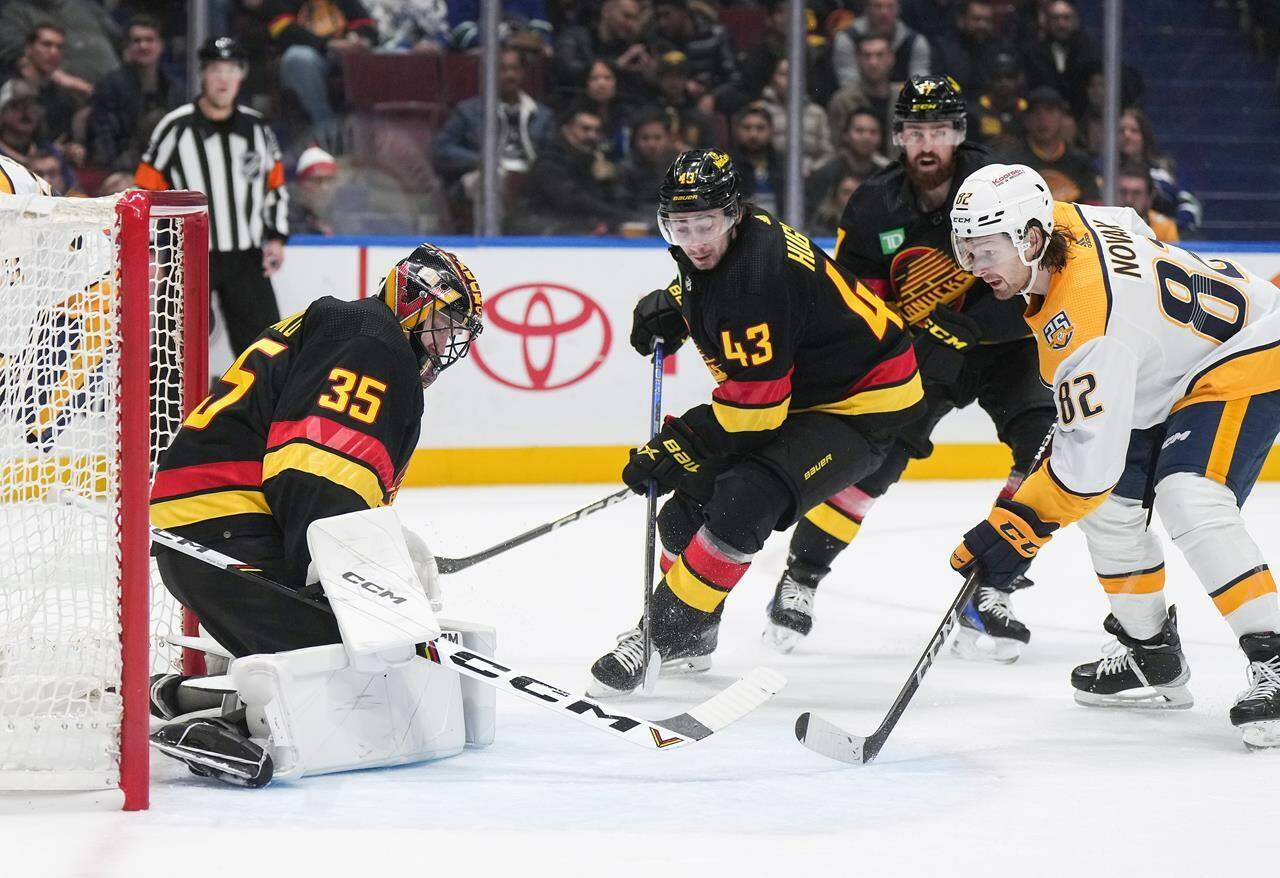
[1044, 310, 1074, 350]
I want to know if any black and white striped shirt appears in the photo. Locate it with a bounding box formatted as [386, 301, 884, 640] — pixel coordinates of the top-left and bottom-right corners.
[137, 103, 289, 253]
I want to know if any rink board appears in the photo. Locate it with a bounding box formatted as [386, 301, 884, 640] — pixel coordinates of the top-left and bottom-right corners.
[243, 237, 1280, 485]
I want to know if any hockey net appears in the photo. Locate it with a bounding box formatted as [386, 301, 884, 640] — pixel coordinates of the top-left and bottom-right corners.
[0, 190, 208, 810]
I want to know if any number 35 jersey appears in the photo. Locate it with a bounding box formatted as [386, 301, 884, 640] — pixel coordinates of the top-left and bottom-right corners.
[1015, 201, 1280, 527]
[150, 296, 424, 587]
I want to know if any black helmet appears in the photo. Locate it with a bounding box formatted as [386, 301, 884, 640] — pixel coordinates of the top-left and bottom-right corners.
[658, 149, 741, 216]
[198, 36, 248, 68]
[380, 244, 485, 387]
[893, 75, 966, 131]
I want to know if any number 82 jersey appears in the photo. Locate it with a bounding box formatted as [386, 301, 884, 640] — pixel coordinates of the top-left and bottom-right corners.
[1016, 201, 1280, 526]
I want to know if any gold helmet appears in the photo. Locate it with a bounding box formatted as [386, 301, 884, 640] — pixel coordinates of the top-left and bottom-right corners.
[380, 244, 484, 387]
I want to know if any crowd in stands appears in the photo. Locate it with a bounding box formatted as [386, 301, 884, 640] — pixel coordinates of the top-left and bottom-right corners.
[0, 0, 1203, 241]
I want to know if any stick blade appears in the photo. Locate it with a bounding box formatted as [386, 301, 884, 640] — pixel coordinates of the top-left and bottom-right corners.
[795, 711, 868, 765]
[655, 666, 786, 740]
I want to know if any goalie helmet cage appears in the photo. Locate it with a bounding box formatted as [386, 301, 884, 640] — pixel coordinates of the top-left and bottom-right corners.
[0, 190, 209, 811]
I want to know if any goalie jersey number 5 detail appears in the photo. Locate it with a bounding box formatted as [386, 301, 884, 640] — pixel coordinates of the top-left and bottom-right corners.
[1017, 201, 1280, 523]
[150, 296, 424, 586]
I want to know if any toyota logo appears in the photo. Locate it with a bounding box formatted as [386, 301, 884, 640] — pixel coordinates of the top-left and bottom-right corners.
[471, 282, 612, 391]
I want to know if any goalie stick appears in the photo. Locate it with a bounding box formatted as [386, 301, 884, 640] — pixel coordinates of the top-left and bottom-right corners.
[794, 570, 980, 765]
[433, 487, 632, 574]
[150, 524, 785, 753]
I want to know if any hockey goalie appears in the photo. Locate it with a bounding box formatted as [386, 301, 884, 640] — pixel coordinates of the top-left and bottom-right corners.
[148, 244, 494, 786]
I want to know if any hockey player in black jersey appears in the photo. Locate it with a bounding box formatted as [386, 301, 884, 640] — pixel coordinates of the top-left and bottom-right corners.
[588, 149, 926, 696]
[147, 244, 483, 783]
[756, 75, 1057, 661]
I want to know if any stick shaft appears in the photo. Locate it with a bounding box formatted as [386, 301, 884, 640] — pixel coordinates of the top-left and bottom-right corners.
[642, 340, 665, 666]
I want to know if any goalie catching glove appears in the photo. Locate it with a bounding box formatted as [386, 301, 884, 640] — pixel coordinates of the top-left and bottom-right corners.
[951, 498, 1057, 589]
[622, 405, 719, 503]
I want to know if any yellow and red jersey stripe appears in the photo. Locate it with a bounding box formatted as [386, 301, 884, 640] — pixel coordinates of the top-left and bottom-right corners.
[711, 368, 793, 433]
[263, 415, 396, 507]
[797, 345, 923, 418]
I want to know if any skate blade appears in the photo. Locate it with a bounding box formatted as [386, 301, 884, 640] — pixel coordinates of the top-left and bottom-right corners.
[659, 655, 712, 676]
[761, 621, 805, 654]
[1240, 719, 1280, 750]
[950, 627, 1022, 664]
[1073, 684, 1194, 710]
[585, 678, 638, 699]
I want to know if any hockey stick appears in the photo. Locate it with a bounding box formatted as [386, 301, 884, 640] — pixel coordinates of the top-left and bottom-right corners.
[641, 340, 665, 691]
[150, 524, 785, 753]
[433, 487, 633, 575]
[794, 569, 981, 765]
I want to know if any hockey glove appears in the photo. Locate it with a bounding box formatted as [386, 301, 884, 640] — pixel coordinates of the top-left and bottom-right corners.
[622, 409, 718, 504]
[950, 499, 1055, 590]
[913, 306, 980, 386]
[630, 287, 688, 356]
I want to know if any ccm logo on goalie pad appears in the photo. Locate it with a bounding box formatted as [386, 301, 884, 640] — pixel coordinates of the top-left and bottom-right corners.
[422, 646, 687, 743]
[341, 570, 409, 604]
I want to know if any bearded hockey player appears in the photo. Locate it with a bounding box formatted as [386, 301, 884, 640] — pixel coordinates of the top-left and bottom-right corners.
[148, 244, 485, 783]
[949, 163, 1280, 750]
[750, 76, 1054, 660]
[589, 149, 926, 697]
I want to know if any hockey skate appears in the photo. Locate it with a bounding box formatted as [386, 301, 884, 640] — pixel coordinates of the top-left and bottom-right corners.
[951, 577, 1032, 664]
[762, 571, 817, 654]
[587, 590, 721, 698]
[1230, 631, 1280, 750]
[150, 716, 273, 788]
[1071, 606, 1192, 709]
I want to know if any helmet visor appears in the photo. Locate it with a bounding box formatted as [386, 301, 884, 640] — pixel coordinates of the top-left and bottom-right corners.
[893, 122, 965, 150]
[952, 230, 1021, 274]
[657, 205, 739, 247]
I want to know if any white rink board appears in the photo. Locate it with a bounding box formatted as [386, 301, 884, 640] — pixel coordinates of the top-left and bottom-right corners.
[244, 240, 1280, 451]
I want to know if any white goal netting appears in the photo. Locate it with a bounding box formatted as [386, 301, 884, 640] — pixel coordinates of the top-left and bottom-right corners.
[0, 192, 203, 791]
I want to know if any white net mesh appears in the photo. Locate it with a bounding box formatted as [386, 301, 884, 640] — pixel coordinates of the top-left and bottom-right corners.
[0, 193, 195, 789]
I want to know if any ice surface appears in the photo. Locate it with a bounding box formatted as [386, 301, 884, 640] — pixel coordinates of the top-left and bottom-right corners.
[3, 481, 1275, 876]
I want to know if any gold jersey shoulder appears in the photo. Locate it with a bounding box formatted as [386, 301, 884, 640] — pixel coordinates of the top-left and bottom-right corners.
[0, 155, 52, 196]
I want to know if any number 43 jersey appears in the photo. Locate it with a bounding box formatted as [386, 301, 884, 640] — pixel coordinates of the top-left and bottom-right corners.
[150, 296, 424, 587]
[1016, 201, 1280, 525]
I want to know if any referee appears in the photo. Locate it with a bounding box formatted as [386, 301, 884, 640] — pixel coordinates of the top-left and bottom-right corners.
[135, 36, 288, 356]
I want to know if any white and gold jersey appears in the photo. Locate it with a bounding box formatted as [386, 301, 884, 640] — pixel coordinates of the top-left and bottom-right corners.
[1014, 201, 1280, 526]
[0, 155, 51, 196]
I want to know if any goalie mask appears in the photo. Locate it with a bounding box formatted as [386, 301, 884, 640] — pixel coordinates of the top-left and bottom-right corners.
[381, 244, 484, 387]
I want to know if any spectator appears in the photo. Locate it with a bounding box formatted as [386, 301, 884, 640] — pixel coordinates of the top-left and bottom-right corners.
[729, 104, 784, 215]
[827, 33, 898, 154]
[97, 170, 135, 196]
[1117, 162, 1178, 243]
[432, 47, 553, 223]
[516, 107, 630, 234]
[553, 0, 656, 110]
[0, 79, 47, 167]
[900, 0, 964, 42]
[932, 0, 1002, 93]
[448, 1, 554, 55]
[810, 173, 860, 236]
[806, 107, 889, 224]
[287, 146, 339, 235]
[616, 109, 678, 225]
[0, 1, 121, 85]
[648, 0, 739, 112]
[365, 0, 450, 52]
[263, 0, 378, 151]
[1118, 106, 1201, 233]
[831, 0, 931, 91]
[759, 57, 832, 173]
[1023, 0, 1100, 117]
[654, 50, 718, 150]
[968, 51, 1026, 157]
[87, 15, 185, 173]
[1007, 85, 1099, 202]
[575, 60, 630, 160]
[736, 0, 838, 111]
[10, 23, 88, 165]
[28, 147, 82, 196]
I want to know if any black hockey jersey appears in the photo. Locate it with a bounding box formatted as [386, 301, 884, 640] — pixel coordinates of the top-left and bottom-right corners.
[666, 208, 925, 453]
[835, 141, 1029, 343]
[150, 296, 424, 587]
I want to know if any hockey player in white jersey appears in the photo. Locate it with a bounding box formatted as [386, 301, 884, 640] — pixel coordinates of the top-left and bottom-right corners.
[947, 164, 1280, 749]
[0, 154, 52, 195]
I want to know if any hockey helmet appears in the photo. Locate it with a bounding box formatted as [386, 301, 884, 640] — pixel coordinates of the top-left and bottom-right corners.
[380, 244, 484, 387]
[657, 149, 742, 247]
[198, 36, 248, 69]
[893, 75, 966, 149]
[950, 164, 1054, 294]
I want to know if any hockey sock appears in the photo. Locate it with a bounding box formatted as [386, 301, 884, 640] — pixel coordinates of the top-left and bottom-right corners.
[791, 484, 876, 579]
[1156, 473, 1280, 638]
[1081, 494, 1169, 640]
[1099, 564, 1170, 640]
[997, 470, 1026, 502]
[664, 526, 754, 613]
